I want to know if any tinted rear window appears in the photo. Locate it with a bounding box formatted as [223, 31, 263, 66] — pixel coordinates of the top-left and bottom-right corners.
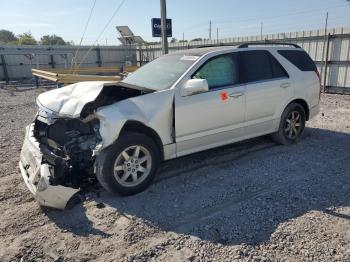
[240, 50, 288, 83]
[241, 51, 272, 83]
[278, 50, 316, 71]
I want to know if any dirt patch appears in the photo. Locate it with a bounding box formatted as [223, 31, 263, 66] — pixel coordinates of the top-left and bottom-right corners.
[1, 88, 350, 261]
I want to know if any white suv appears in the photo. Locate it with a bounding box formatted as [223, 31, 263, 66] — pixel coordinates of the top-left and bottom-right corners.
[19, 43, 320, 209]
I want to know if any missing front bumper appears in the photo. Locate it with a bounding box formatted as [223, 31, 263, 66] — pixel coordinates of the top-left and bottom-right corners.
[19, 124, 80, 210]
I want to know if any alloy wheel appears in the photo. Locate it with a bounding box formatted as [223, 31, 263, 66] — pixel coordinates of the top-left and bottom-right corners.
[113, 145, 152, 187]
[284, 111, 303, 139]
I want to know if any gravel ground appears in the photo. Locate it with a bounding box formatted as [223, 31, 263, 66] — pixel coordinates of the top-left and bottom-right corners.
[0, 86, 350, 262]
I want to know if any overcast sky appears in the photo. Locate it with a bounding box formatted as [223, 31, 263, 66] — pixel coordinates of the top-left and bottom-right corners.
[1, 0, 350, 45]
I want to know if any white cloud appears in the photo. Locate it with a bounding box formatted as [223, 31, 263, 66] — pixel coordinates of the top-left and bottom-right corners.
[4, 22, 53, 28]
[0, 12, 32, 19]
[44, 10, 80, 17]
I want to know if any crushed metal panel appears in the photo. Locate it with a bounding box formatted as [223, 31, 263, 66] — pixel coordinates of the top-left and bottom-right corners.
[36, 81, 115, 118]
[20, 162, 79, 210]
[19, 125, 80, 210]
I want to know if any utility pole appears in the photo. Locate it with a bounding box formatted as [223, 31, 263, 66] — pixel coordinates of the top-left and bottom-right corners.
[160, 0, 168, 54]
[217, 28, 219, 43]
[209, 20, 212, 40]
[182, 32, 185, 46]
[260, 22, 263, 39]
[320, 12, 329, 91]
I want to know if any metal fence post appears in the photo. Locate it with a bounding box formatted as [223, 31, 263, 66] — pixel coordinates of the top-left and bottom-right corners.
[34, 76, 40, 88]
[138, 46, 143, 66]
[50, 54, 55, 68]
[0, 54, 9, 83]
[96, 47, 102, 67]
[323, 33, 332, 92]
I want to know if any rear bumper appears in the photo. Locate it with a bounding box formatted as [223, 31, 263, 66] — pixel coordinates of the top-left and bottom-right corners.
[19, 124, 80, 210]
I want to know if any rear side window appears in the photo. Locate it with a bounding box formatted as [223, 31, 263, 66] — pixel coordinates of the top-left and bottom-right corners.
[240, 50, 288, 84]
[278, 50, 316, 71]
[271, 55, 288, 78]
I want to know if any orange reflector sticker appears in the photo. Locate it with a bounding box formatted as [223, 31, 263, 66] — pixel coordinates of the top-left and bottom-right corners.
[220, 91, 229, 101]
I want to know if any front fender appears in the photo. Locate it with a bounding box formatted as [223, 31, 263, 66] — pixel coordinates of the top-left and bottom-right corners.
[94, 89, 174, 152]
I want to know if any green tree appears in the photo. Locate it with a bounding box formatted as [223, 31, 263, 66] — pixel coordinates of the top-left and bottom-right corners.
[170, 38, 177, 43]
[17, 32, 37, 45]
[191, 38, 203, 42]
[40, 34, 67, 45]
[0, 29, 17, 43]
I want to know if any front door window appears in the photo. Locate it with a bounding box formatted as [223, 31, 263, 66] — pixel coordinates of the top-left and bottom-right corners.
[192, 54, 240, 90]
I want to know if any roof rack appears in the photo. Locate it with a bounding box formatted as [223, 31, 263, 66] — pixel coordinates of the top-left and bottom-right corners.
[238, 42, 301, 49]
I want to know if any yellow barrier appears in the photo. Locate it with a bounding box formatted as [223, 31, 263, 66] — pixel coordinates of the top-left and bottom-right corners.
[32, 66, 138, 85]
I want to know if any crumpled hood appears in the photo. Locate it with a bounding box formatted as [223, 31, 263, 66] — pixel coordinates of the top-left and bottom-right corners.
[36, 81, 116, 118]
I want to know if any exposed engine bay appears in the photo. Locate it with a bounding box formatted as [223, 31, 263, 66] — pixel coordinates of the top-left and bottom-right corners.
[33, 117, 100, 188]
[33, 84, 150, 189]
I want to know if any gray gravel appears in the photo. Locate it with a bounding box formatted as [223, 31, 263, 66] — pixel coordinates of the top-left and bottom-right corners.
[0, 86, 350, 262]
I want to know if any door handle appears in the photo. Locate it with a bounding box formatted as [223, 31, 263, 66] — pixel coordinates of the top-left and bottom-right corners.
[229, 92, 245, 98]
[280, 83, 290, 88]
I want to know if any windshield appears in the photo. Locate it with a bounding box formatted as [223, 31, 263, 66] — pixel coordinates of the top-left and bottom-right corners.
[122, 54, 199, 91]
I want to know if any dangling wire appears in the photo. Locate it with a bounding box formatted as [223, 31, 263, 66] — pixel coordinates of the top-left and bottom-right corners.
[70, 0, 97, 72]
[73, 0, 127, 74]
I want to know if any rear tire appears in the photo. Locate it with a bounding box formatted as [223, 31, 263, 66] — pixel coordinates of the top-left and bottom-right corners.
[95, 132, 160, 196]
[271, 103, 306, 145]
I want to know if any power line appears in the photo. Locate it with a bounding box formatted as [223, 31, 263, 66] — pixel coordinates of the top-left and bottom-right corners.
[71, 0, 97, 70]
[74, 0, 127, 72]
[79, 0, 97, 46]
[94, 0, 127, 44]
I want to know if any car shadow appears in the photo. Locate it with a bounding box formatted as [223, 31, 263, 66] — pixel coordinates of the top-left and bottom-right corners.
[45, 202, 111, 237]
[46, 127, 350, 245]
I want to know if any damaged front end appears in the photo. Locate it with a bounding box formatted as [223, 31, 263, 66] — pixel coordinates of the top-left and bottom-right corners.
[19, 81, 152, 209]
[19, 111, 101, 209]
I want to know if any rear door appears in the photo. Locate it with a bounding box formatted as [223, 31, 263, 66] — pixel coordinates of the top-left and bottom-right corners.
[175, 52, 246, 156]
[240, 50, 292, 136]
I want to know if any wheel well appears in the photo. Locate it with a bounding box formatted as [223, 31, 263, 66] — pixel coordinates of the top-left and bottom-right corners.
[290, 99, 310, 120]
[119, 121, 164, 160]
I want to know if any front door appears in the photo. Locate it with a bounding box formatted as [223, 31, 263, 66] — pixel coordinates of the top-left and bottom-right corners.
[174, 53, 246, 157]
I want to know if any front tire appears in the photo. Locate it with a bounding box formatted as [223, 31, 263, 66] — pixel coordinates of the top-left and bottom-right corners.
[272, 103, 306, 145]
[96, 132, 160, 196]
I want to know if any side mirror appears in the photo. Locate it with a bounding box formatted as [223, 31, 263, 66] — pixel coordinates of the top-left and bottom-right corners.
[182, 79, 209, 96]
